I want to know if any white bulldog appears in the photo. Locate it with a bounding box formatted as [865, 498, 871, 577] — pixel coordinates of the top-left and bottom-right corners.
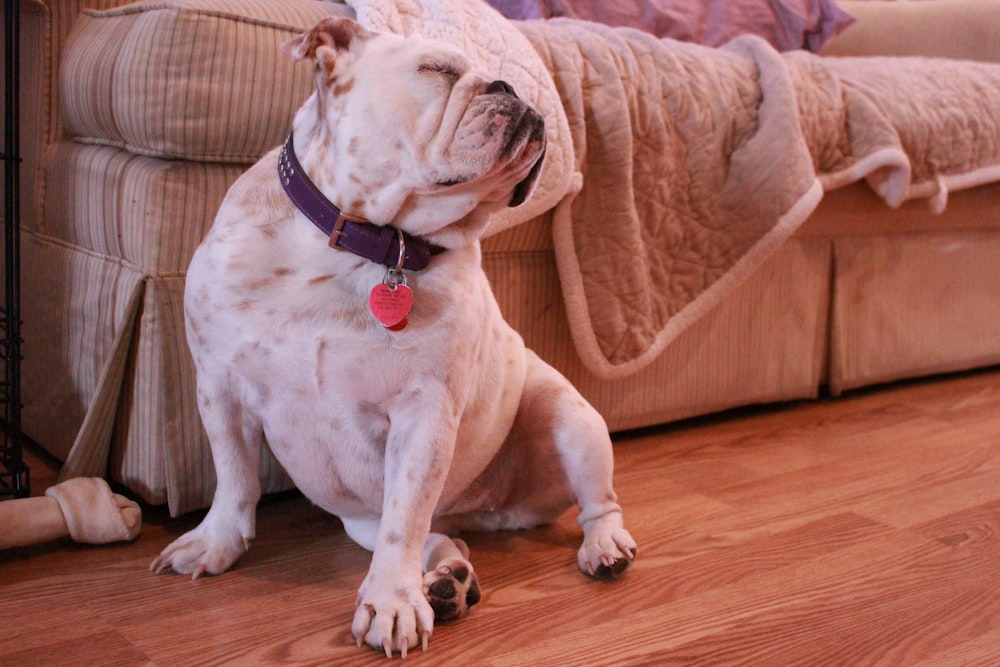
[152, 17, 636, 658]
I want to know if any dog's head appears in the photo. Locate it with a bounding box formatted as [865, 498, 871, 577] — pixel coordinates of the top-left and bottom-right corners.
[282, 18, 546, 249]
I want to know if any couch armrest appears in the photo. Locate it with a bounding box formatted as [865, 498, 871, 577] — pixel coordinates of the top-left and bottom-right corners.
[29, 0, 139, 144]
[821, 0, 1000, 63]
[19, 0, 138, 235]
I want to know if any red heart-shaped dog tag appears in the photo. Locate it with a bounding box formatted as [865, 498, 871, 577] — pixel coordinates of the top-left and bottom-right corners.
[369, 283, 413, 329]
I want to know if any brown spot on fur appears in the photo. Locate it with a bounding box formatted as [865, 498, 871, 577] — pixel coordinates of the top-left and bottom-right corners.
[244, 276, 275, 291]
[326, 19, 370, 50]
[337, 483, 363, 504]
[315, 339, 328, 390]
[355, 400, 390, 447]
[333, 78, 355, 96]
[274, 267, 293, 277]
[237, 299, 255, 311]
[308, 274, 335, 285]
[196, 285, 211, 305]
[284, 17, 371, 62]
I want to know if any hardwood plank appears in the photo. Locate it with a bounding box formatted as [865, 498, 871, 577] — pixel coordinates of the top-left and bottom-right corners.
[0, 630, 153, 667]
[915, 629, 1000, 667]
[915, 498, 1000, 552]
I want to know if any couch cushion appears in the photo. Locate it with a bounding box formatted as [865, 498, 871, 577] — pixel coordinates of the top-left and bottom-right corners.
[61, 0, 334, 162]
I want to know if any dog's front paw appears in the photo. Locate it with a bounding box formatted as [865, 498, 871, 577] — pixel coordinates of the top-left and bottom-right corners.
[423, 558, 481, 622]
[150, 524, 250, 579]
[578, 525, 637, 580]
[352, 580, 435, 659]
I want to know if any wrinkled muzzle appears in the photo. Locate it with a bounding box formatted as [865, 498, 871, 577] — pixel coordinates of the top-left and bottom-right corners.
[484, 80, 546, 207]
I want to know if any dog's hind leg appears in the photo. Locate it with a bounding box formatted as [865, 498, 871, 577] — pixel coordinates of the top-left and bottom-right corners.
[421, 533, 481, 622]
[520, 351, 637, 580]
[151, 384, 263, 578]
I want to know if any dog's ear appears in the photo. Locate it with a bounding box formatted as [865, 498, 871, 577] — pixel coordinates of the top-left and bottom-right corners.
[281, 17, 372, 65]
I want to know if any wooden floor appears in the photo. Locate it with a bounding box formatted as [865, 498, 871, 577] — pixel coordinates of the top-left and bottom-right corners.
[2, 367, 1000, 666]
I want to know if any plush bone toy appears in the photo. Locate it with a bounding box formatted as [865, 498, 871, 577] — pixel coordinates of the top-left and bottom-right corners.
[0, 477, 141, 550]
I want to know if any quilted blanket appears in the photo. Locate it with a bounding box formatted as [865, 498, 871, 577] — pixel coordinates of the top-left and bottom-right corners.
[347, 0, 1000, 379]
[791, 52, 1000, 210]
[522, 23, 824, 378]
[522, 19, 1000, 378]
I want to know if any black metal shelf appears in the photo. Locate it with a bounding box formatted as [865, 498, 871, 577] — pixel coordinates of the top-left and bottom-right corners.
[1, 0, 28, 499]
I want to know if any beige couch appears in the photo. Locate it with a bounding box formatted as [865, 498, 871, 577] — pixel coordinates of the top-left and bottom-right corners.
[16, 0, 1000, 515]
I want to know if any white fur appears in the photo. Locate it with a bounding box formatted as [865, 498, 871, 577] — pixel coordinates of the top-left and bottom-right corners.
[151, 18, 635, 658]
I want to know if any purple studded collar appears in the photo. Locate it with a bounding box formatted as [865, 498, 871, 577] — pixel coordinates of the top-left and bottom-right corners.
[277, 133, 443, 271]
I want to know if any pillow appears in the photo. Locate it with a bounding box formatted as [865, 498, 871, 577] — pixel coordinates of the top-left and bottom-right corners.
[486, 0, 856, 52]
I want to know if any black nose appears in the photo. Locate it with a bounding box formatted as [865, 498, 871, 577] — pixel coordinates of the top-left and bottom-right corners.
[486, 79, 517, 98]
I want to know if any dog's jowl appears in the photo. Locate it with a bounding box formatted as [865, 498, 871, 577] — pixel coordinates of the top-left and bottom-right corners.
[151, 17, 636, 658]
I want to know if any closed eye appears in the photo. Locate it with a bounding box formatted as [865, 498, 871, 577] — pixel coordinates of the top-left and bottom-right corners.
[418, 61, 461, 82]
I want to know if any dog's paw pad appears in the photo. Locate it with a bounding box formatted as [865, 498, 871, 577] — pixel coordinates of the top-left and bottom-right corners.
[594, 547, 636, 580]
[423, 560, 480, 622]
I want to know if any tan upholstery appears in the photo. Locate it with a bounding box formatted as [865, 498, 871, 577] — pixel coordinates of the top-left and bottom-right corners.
[823, 0, 1000, 62]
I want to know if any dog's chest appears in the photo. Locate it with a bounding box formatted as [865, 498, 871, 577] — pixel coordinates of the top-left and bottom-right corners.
[189, 237, 486, 514]
[235, 329, 406, 511]
[223, 315, 430, 516]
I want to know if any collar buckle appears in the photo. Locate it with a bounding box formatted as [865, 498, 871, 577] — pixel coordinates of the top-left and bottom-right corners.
[329, 210, 365, 250]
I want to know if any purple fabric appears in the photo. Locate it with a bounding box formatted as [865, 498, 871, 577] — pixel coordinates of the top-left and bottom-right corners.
[485, 0, 855, 52]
